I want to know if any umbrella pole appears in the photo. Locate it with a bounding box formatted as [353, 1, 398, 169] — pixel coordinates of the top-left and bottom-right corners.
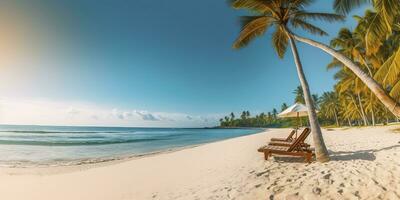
[296, 112, 299, 139]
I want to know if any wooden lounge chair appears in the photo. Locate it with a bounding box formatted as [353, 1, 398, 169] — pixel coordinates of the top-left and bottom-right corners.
[270, 129, 296, 142]
[268, 128, 311, 148]
[258, 128, 314, 163]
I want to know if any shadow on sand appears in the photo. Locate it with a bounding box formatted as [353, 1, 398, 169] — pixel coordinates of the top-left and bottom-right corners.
[273, 157, 310, 163]
[270, 145, 400, 163]
[329, 144, 400, 161]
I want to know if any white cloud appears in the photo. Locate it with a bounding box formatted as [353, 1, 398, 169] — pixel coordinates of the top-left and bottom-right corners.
[66, 107, 80, 115]
[0, 97, 220, 127]
[111, 108, 125, 120]
[134, 110, 160, 121]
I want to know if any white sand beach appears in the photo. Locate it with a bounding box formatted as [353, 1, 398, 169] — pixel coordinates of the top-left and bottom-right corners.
[1, 126, 400, 200]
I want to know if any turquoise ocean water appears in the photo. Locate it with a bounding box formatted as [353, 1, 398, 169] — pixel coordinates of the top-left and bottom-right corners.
[0, 125, 263, 166]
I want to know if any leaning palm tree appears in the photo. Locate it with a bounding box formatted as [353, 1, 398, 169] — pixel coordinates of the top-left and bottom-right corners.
[230, 0, 346, 162]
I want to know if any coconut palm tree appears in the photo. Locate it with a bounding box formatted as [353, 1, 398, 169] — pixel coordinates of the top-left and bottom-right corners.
[339, 92, 363, 125]
[293, 86, 305, 104]
[332, 64, 370, 125]
[281, 103, 289, 112]
[230, 0, 346, 162]
[328, 26, 375, 125]
[320, 92, 341, 126]
[312, 94, 320, 109]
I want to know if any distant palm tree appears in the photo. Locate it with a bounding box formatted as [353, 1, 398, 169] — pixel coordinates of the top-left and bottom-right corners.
[293, 86, 305, 104]
[272, 108, 278, 119]
[224, 116, 230, 124]
[320, 92, 341, 126]
[312, 94, 320, 109]
[267, 112, 272, 122]
[241, 111, 247, 120]
[281, 103, 288, 112]
[334, 67, 369, 125]
[230, 0, 344, 161]
[230, 112, 235, 121]
[246, 110, 250, 117]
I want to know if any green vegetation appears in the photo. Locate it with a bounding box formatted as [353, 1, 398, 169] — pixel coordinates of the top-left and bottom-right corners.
[322, 1, 400, 127]
[219, 86, 312, 128]
[229, 0, 400, 162]
[219, 109, 294, 128]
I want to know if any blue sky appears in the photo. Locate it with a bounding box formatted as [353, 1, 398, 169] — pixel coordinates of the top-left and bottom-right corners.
[0, 0, 368, 127]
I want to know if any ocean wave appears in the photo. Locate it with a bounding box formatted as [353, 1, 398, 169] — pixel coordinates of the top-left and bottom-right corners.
[0, 130, 136, 134]
[0, 138, 165, 146]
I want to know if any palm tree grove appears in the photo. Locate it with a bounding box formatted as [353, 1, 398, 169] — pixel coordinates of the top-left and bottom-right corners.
[224, 0, 400, 162]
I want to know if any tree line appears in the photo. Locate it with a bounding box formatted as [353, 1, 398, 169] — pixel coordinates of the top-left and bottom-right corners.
[219, 84, 399, 128]
[219, 87, 310, 128]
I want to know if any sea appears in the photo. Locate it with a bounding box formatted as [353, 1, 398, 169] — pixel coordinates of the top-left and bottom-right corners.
[0, 125, 263, 167]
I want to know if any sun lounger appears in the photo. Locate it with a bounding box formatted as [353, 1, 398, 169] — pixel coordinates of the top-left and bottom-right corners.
[268, 128, 311, 148]
[258, 128, 314, 163]
[270, 129, 296, 142]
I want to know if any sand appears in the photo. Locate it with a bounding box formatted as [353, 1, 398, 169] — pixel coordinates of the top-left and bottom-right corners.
[1, 126, 400, 200]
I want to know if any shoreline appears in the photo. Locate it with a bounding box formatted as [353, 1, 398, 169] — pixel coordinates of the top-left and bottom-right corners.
[0, 128, 267, 171]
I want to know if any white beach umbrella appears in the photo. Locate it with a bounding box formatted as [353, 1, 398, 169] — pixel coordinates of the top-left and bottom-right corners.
[278, 103, 310, 118]
[278, 103, 317, 137]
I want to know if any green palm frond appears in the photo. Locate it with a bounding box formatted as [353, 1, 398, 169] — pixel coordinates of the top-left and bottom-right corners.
[393, 23, 400, 31]
[233, 16, 273, 49]
[353, 15, 364, 22]
[365, 12, 388, 54]
[294, 12, 345, 23]
[330, 38, 348, 48]
[389, 80, 400, 101]
[231, 0, 343, 59]
[374, 48, 400, 85]
[335, 1, 398, 55]
[290, 0, 315, 8]
[333, 0, 369, 14]
[330, 28, 353, 48]
[272, 26, 289, 58]
[374, 0, 400, 28]
[229, 0, 272, 13]
[327, 58, 344, 70]
[291, 18, 328, 36]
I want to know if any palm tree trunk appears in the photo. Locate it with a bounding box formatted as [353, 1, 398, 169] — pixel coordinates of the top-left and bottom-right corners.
[334, 108, 339, 127]
[347, 118, 352, 127]
[357, 93, 368, 126]
[371, 109, 375, 126]
[288, 35, 330, 162]
[292, 35, 400, 117]
[350, 95, 364, 123]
